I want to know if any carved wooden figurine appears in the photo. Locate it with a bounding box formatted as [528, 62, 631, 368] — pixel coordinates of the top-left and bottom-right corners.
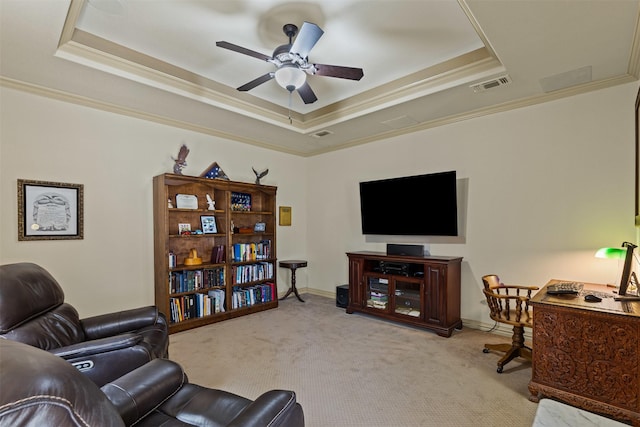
[252, 167, 268, 185]
[173, 144, 189, 175]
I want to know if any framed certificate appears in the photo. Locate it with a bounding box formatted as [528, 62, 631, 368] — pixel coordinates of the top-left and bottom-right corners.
[176, 194, 198, 209]
[18, 179, 84, 241]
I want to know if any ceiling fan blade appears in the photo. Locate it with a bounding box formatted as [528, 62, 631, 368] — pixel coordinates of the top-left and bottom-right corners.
[297, 82, 318, 104]
[314, 64, 364, 81]
[290, 22, 324, 59]
[216, 41, 272, 62]
[237, 73, 274, 91]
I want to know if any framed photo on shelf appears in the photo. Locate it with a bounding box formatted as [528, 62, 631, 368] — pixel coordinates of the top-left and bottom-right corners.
[254, 222, 266, 232]
[178, 223, 191, 234]
[200, 215, 217, 234]
[17, 179, 84, 241]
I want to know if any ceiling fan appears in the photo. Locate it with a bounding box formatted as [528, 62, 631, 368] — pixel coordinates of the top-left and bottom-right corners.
[216, 22, 364, 104]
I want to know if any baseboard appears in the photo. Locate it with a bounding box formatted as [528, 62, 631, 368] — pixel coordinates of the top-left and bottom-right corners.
[303, 287, 333, 299]
[460, 318, 532, 341]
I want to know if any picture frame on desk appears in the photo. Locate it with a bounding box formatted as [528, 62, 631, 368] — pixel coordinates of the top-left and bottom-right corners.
[17, 179, 84, 241]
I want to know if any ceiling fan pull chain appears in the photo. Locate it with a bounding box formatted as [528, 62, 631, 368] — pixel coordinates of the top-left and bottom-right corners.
[288, 90, 293, 124]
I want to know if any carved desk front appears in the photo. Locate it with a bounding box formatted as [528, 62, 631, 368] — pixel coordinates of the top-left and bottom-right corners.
[529, 280, 640, 426]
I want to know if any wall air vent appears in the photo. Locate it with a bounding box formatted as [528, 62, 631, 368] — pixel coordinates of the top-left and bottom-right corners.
[310, 130, 333, 138]
[470, 75, 512, 93]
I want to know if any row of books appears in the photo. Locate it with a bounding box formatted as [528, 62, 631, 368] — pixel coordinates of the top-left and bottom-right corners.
[231, 283, 275, 309]
[232, 262, 273, 285]
[169, 288, 226, 323]
[169, 268, 225, 294]
[367, 290, 388, 310]
[367, 299, 388, 310]
[232, 240, 272, 262]
[210, 244, 225, 264]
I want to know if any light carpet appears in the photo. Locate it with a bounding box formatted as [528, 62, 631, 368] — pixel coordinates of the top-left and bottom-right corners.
[169, 294, 538, 427]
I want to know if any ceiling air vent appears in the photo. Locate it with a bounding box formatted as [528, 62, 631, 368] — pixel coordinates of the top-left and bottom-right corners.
[310, 130, 333, 138]
[470, 75, 512, 93]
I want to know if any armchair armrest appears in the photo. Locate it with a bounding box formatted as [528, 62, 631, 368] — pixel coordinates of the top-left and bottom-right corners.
[228, 390, 303, 427]
[49, 333, 143, 359]
[101, 358, 185, 426]
[502, 284, 540, 291]
[82, 306, 161, 339]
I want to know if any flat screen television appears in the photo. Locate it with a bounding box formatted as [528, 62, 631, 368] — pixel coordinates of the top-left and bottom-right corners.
[359, 171, 458, 236]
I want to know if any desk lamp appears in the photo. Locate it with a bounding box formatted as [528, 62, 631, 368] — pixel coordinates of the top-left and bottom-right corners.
[595, 246, 626, 286]
[619, 242, 638, 296]
[596, 242, 639, 295]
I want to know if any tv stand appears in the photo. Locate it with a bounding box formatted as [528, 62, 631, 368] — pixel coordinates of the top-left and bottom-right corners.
[346, 251, 463, 337]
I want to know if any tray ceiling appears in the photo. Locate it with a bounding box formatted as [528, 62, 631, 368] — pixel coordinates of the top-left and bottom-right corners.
[1, 0, 639, 156]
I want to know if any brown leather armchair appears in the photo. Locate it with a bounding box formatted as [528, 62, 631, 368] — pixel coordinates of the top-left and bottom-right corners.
[0, 262, 169, 386]
[0, 339, 305, 426]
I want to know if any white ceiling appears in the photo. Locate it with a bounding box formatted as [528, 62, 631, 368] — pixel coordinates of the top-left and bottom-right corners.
[1, 0, 639, 156]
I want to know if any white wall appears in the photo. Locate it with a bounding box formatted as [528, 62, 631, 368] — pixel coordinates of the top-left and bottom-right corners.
[1, 82, 638, 329]
[0, 86, 308, 317]
[307, 82, 639, 327]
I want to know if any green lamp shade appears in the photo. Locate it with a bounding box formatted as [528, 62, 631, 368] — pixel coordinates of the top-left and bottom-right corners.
[595, 248, 626, 259]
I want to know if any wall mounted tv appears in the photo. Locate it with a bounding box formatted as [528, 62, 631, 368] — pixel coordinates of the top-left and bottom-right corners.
[359, 170, 458, 236]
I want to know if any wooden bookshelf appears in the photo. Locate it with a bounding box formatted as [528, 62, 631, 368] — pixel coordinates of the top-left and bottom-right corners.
[153, 173, 277, 334]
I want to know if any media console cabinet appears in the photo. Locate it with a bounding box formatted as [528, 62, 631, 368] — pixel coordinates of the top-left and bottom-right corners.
[346, 251, 463, 337]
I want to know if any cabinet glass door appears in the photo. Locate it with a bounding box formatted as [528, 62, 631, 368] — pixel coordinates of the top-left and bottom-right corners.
[394, 280, 421, 318]
[366, 276, 389, 311]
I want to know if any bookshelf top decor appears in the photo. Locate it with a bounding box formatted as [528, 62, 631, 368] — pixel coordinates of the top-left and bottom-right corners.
[172, 144, 189, 175]
[200, 162, 230, 180]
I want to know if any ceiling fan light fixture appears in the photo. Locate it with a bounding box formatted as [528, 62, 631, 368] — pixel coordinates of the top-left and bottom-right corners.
[275, 65, 306, 91]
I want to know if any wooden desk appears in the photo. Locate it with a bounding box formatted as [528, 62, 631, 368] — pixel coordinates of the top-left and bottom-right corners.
[528, 280, 640, 426]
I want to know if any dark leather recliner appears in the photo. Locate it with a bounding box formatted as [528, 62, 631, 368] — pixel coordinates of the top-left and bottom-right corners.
[0, 339, 305, 426]
[0, 262, 169, 386]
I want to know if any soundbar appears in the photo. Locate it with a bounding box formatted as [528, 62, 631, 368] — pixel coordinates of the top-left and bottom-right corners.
[386, 244, 425, 257]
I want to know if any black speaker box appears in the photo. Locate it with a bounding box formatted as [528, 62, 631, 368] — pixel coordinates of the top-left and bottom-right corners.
[386, 244, 424, 257]
[336, 284, 349, 308]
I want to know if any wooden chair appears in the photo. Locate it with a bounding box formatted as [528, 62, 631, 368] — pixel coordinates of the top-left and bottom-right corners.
[482, 274, 539, 373]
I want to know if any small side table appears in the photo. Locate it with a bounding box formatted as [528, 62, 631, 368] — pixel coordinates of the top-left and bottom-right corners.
[279, 260, 307, 302]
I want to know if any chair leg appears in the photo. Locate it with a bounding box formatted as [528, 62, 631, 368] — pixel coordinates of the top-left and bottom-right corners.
[483, 326, 531, 373]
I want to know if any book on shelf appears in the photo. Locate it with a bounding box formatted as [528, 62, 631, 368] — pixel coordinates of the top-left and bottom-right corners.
[231, 283, 274, 309]
[170, 268, 225, 294]
[169, 289, 228, 323]
[210, 244, 226, 264]
[207, 288, 226, 313]
[231, 240, 272, 262]
[232, 262, 274, 284]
